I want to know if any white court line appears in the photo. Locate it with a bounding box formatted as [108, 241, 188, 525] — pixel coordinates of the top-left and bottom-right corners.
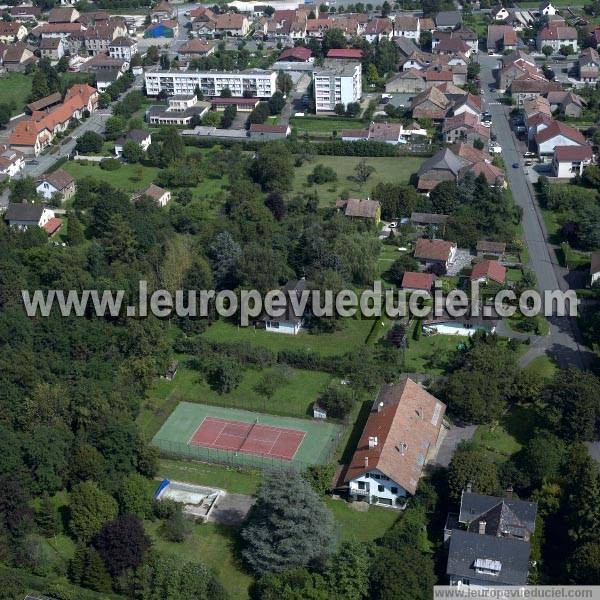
[188, 416, 228, 447]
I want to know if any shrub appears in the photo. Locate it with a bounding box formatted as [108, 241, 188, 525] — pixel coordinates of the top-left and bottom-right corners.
[99, 158, 121, 171]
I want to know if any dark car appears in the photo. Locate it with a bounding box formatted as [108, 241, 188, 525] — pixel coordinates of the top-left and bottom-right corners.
[512, 162, 519, 168]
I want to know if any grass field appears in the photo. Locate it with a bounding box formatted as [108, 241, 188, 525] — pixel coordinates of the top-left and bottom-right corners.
[62, 159, 227, 200]
[290, 115, 367, 135]
[146, 520, 253, 600]
[523, 355, 557, 380]
[141, 362, 332, 430]
[0, 73, 33, 116]
[202, 317, 374, 357]
[153, 402, 344, 469]
[157, 459, 261, 495]
[63, 160, 162, 192]
[294, 155, 424, 207]
[403, 324, 462, 375]
[325, 498, 399, 542]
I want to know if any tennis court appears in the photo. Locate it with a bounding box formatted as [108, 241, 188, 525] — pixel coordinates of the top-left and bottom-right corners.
[153, 402, 344, 469]
[189, 416, 305, 460]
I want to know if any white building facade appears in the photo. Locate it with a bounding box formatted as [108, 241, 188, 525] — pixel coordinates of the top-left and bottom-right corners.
[144, 69, 277, 98]
[313, 59, 362, 113]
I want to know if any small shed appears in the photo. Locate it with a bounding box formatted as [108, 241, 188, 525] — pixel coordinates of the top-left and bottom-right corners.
[165, 361, 179, 380]
[313, 401, 327, 419]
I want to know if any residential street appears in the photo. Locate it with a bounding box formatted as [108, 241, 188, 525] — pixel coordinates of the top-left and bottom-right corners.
[477, 54, 593, 369]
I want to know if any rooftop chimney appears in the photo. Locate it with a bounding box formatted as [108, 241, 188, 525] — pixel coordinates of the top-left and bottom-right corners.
[364, 456, 369, 468]
[368, 436, 378, 449]
[377, 401, 384, 412]
[466, 482, 472, 494]
[506, 484, 514, 499]
[478, 520, 487, 535]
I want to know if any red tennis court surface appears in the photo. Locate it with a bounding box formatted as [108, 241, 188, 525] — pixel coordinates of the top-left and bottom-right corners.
[188, 416, 306, 461]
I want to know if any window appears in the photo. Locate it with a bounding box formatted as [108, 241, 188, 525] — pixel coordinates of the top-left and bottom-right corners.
[358, 481, 365, 490]
[372, 474, 380, 480]
[378, 485, 384, 492]
[381, 475, 389, 480]
[364, 473, 370, 478]
[391, 487, 398, 494]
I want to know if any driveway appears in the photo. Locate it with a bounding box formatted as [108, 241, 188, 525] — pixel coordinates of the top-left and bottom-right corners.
[476, 54, 593, 370]
[434, 424, 477, 468]
[447, 249, 472, 276]
[208, 492, 255, 526]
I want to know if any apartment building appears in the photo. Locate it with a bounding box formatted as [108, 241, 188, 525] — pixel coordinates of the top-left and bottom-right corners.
[144, 69, 277, 98]
[313, 59, 362, 113]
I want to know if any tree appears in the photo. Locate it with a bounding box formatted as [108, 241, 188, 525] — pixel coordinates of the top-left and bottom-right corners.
[542, 45, 554, 58]
[429, 180, 457, 214]
[160, 503, 191, 542]
[0, 103, 11, 128]
[104, 115, 126, 141]
[220, 104, 237, 128]
[370, 546, 435, 600]
[160, 126, 185, 162]
[473, 137, 484, 150]
[302, 464, 336, 496]
[381, 0, 391, 15]
[220, 86, 232, 97]
[542, 367, 600, 442]
[208, 355, 242, 394]
[36, 493, 61, 537]
[159, 53, 170, 70]
[75, 131, 104, 154]
[117, 473, 152, 518]
[250, 142, 294, 192]
[318, 383, 354, 418]
[354, 159, 375, 185]
[122, 139, 143, 163]
[94, 513, 151, 578]
[241, 469, 336, 574]
[568, 542, 600, 584]
[277, 72, 293, 95]
[307, 163, 337, 185]
[247, 101, 271, 126]
[386, 254, 420, 286]
[268, 91, 286, 114]
[80, 547, 112, 592]
[448, 443, 500, 501]
[371, 182, 421, 220]
[69, 481, 118, 543]
[132, 551, 226, 599]
[65, 214, 85, 246]
[517, 430, 565, 486]
[10, 176, 38, 202]
[322, 28, 347, 54]
[265, 191, 285, 221]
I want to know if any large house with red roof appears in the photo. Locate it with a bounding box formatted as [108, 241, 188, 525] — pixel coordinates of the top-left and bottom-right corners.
[414, 238, 457, 271]
[344, 379, 446, 508]
[534, 120, 588, 158]
[9, 84, 98, 156]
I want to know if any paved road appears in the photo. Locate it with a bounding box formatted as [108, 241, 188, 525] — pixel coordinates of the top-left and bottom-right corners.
[477, 54, 592, 369]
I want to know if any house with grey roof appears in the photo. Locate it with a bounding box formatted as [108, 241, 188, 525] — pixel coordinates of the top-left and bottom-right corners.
[445, 488, 537, 589]
[114, 129, 152, 157]
[435, 11, 462, 30]
[416, 148, 469, 192]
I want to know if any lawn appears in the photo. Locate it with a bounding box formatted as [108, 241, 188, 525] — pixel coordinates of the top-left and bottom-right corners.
[146, 520, 253, 600]
[201, 317, 374, 357]
[523, 355, 557, 380]
[62, 158, 227, 200]
[293, 155, 424, 207]
[325, 498, 399, 542]
[63, 160, 162, 192]
[290, 115, 367, 135]
[0, 72, 33, 116]
[140, 359, 331, 426]
[157, 459, 261, 495]
[403, 325, 461, 375]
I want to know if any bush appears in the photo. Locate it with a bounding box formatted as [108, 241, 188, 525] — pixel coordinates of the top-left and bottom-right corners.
[307, 163, 337, 185]
[99, 158, 121, 171]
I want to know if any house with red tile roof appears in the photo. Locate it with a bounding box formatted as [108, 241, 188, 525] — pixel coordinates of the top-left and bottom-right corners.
[401, 272, 435, 292]
[443, 112, 490, 144]
[551, 145, 593, 178]
[9, 84, 98, 155]
[414, 238, 457, 270]
[279, 46, 312, 62]
[470, 260, 507, 284]
[534, 120, 587, 158]
[537, 22, 578, 53]
[487, 25, 517, 53]
[462, 161, 506, 188]
[0, 21, 27, 43]
[344, 379, 446, 508]
[326, 48, 363, 59]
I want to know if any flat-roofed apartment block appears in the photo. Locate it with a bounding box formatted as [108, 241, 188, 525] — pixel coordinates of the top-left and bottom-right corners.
[313, 59, 362, 113]
[144, 69, 277, 98]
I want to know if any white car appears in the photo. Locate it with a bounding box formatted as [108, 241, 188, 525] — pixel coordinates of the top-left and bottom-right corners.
[482, 121, 491, 127]
[388, 222, 398, 228]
